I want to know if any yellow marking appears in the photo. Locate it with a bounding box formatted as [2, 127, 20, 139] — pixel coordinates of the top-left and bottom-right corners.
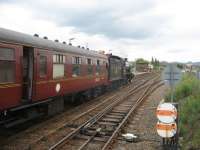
[0, 83, 21, 88]
[36, 75, 106, 85]
[0, 75, 107, 88]
[0, 82, 15, 85]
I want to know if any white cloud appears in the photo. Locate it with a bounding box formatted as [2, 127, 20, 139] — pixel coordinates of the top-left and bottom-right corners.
[0, 0, 200, 62]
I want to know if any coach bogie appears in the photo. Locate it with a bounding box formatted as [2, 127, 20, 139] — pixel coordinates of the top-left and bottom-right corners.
[47, 97, 64, 116]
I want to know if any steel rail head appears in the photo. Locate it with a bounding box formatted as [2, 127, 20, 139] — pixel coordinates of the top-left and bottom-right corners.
[69, 74, 157, 125]
[49, 74, 159, 150]
[102, 80, 164, 150]
[76, 82, 157, 150]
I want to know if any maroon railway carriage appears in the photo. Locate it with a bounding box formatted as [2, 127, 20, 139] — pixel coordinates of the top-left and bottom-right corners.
[0, 28, 109, 127]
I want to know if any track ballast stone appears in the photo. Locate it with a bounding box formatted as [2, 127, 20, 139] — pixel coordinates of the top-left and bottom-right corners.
[113, 85, 168, 150]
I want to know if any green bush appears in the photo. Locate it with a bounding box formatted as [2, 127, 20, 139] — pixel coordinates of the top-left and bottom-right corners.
[166, 74, 200, 102]
[166, 73, 200, 149]
[180, 100, 200, 149]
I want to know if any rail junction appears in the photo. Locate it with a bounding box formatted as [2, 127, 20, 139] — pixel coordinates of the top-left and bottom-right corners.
[1, 73, 164, 150]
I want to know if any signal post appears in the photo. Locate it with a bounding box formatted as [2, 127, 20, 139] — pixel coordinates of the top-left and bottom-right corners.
[156, 102, 179, 149]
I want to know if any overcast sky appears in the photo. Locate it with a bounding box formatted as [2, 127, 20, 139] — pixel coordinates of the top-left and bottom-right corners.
[0, 0, 200, 62]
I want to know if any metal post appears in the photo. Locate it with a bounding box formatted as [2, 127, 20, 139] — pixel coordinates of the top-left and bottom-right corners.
[135, 59, 137, 73]
[175, 103, 179, 150]
[170, 64, 174, 102]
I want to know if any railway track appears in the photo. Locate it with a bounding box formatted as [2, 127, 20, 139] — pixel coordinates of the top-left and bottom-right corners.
[47, 75, 163, 150]
[27, 73, 155, 150]
[1, 73, 156, 150]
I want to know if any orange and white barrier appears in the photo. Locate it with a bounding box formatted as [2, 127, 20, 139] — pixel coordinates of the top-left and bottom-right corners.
[156, 122, 177, 138]
[156, 103, 177, 124]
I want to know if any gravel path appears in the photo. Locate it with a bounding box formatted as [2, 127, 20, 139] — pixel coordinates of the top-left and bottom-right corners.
[112, 85, 168, 150]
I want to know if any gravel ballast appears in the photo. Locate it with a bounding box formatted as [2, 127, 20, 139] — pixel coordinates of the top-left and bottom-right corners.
[113, 85, 168, 150]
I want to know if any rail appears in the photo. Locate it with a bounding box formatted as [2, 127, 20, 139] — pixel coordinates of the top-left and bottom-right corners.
[49, 74, 162, 150]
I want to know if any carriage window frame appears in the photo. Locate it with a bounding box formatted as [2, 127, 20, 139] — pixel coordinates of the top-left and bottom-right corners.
[72, 56, 82, 77]
[0, 47, 16, 84]
[87, 58, 93, 65]
[101, 60, 107, 74]
[39, 55, 47, 77]
[53, 54, 65, 64]
[87, 58, 93, 75]
[96, 59, 101, 75]
[53, 54, 65, 79]
[72, 56, 82, 65]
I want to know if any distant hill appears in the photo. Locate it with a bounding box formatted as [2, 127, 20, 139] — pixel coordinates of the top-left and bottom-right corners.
[160, 61, 200, 66]
[191, 62, 200, 66]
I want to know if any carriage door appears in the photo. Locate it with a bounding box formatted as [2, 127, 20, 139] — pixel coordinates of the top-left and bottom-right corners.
[22, 46, 34, 102]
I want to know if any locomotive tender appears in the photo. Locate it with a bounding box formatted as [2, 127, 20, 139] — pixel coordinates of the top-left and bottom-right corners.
[0, 28, 128, 127]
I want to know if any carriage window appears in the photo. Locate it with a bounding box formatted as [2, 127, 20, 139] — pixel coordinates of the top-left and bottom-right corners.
[101, 61, 107, 73]
[97, 60, 100, 66]
[72, 56, 82, 64]
[96, 59, 100, 75]
[0, 47, 15, 83]
[72, 56, 81, 77]
[39, 55, 47, 76]
[0, 48, 14, 60]
[87, 58, 92, 65]
[87, 58, 93, 75]
[53, 54, 65, 78]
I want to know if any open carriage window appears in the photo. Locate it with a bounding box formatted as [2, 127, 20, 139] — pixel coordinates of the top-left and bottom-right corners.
[0, 47, 15, 83]
[53, 54, 65, 78]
